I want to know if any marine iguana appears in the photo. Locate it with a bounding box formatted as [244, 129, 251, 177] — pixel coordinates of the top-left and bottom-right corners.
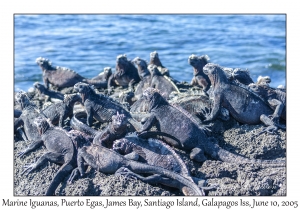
[14, 91, 43, 142]
[248, 83, 286, 123]
[34, 82, 64, 101]
[36, 57, 87, 90]
[112, 132, 216, 194]
[202, 63, 276, 126]
[131, 57, 152, 100]
[107, 54, 141, 93]
[188, 54, 211, 93]
[70, 111, 129, 148]
[148, 64, 180, 98]
[138, 87, 285, 166]
[229, 68, 254, 86]
[18, 117, 76, 196]
[149, 51, 170, 77]
[73, 82, 142, 131]
[86, 67, 112, 89]
[67, 143, 204, 196]
[41, 93, 82, 127]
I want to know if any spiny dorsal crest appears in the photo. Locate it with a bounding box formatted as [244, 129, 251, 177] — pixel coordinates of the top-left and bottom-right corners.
[150, 51, 158, 58]
[257, 75, 271, 85]
[142, 87, 161, 98]
[189, 54, 210, 63]
[117, 54, 127, 61]
[112, 111, 126, 122]
[36, 57, 52, 66]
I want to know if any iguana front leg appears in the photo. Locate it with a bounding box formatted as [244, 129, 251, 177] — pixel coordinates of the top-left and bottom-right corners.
[14, 117, 24, 132]
[268, 99, 284, 124]
[18, 140, 43, 157]
[202, 94, 222, 123]
[85, 104, 94, 127]
[140, 114, 157, 132]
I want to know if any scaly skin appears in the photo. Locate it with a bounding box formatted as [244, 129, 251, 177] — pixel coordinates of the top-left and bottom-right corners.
[139, 87, 285, 167]
[41, 93, 82, 127]
[73, 82, 142, 131]
[202, 63, 274, 125]
[68, 143, 204, 196]
[34, 82, 64, 101]
[188, 54, 211, 93]
[36, 57, 86, 89]
[148, 64, 179, 98]
[18, 117, 76, 196]
[14, 91, 43, 142]
[107, 54, 141, 92]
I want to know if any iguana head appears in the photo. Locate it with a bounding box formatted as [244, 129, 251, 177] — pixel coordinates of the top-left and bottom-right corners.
[34, 116, 50, 135]
[112, 138, 133, 155]
[188, 54, 210, 74]
[103, 67, 112, 79]
[34, 82, 47, 94]
[116, 54, 129, 75]
[73, 82, 94, 102]
[203, 63, 228, 86]
[149, 51, 163, 66]
[142, 87, 168, 110]
[147, 64, 162, 76]
[132, 57, 149, 77]
[232, 68, 254, 85]
[35, 57, 52, 70]
[15, 91, 31, 110]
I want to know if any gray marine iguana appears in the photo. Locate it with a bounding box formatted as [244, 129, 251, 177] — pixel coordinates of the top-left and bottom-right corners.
[73, 82, 142, 131]
[36, 57, 87, 90]
[18, 116, 76, 196]
[188, 54, 211, 93]
[248, 82, 286, 124]
[70, 111, 129, 148]
[14, 91, 43, 142]
[138, 87, 285, 166]
[112, 132, 217, 194]
[131, 57, 152, 100]
[148, 64, 180, 98]
[149, 51, 170, 77]
[107, 54, 141, 94]
[67, 143, 204, 196]
[41, 93, 82, 127]
[85, 67, 112, 89]
[34, 82, 64, 101]
[202, 63, 283, 129]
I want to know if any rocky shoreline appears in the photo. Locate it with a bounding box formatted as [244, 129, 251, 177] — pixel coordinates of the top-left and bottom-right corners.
[14, 83, 286, 196]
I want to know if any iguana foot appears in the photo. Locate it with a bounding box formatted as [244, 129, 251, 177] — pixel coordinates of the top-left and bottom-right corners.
[21, 163, 37, 175]
[190, 147, 207, 162]
[68, 168, 81, 183]
[115, 167, 138, 180]
[17, 150, 27, 158]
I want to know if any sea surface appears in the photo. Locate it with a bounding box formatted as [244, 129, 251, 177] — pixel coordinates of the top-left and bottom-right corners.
[14, 14, 286, 91]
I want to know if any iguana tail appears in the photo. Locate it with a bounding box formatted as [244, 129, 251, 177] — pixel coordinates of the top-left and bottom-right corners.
[45, 162, 75, 196]
[70, 111, 97, 137]
[203, 141, 286, 167]
[126, 160, 204, 196]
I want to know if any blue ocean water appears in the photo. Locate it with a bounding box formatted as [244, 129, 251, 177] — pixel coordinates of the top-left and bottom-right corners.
[14, 14, 286, 91]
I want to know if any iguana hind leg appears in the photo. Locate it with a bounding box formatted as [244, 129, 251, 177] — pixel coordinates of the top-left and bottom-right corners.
[21, 152, 64, 175]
